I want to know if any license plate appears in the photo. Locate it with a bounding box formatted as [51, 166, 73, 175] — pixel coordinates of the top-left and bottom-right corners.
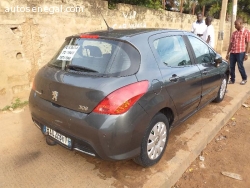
[43, 126, 72, 148]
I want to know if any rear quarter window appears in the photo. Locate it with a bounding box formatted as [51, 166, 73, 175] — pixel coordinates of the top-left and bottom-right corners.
[48, 38, 141, 77]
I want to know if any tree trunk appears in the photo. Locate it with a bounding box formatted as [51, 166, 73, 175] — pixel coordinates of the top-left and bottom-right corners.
[192, 2, 196, 15]
[202, 5, 205, 16]
[180, 0, 184, 13]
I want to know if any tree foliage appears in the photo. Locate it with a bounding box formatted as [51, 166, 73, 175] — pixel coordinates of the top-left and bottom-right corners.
[107, 0, 250, 23]
[108, 0, 162, 9]
[237, 0, 250, 23]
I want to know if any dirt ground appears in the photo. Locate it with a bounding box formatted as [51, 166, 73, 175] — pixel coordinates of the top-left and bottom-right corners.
[0, 85, 249, 188]
[173, 97, 250, 188]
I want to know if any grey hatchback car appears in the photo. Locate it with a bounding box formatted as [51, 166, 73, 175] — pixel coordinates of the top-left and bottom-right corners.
[29, 29, 229, 167]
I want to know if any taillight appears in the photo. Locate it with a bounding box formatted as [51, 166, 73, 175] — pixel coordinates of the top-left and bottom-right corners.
[80, 34, 99, 39]
[93, 81, 149, 115]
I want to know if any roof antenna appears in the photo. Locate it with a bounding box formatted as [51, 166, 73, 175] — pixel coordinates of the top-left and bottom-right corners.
[100, 12, 113, 32]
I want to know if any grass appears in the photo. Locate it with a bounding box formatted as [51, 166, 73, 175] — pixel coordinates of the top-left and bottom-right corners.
[1, 98, 29, 111]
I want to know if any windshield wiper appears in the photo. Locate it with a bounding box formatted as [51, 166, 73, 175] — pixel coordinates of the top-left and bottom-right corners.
[67, 65, 98, 73]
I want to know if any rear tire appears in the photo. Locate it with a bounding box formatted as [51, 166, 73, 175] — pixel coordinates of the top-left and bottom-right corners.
[213, 75, 227, 103]
[133, 113, 169, 167]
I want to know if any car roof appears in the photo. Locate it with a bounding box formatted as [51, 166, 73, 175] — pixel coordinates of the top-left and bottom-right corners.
[77, 28, 182, 39]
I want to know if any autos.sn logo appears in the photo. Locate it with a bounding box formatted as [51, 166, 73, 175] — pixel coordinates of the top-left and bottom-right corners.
[52, 91, 58, 101]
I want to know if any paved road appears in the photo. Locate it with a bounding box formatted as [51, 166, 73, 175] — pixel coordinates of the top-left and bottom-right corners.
[1, 56, 250, 188]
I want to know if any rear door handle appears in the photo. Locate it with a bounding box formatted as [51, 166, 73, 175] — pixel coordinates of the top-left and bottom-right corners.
[169, 74, 179, 82]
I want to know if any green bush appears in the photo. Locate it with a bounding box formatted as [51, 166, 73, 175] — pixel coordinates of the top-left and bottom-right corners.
[1, 98, 29, 111]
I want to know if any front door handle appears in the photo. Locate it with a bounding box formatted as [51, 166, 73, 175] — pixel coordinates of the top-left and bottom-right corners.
[202, 70, 209, 75]
[169, 74, 179, 82]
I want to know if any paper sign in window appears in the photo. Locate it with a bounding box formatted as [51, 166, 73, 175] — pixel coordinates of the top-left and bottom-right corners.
[57, 45, 80, 61]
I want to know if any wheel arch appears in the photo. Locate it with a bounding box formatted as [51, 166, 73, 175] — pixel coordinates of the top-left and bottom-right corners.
[159, 107, 175, 128]
[225, 69, 230, 80]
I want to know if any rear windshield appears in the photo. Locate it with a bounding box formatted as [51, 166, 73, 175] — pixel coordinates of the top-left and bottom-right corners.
[48, 37, 141, 77]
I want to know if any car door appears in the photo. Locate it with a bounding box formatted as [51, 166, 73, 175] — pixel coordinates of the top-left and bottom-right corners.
[186, 35, 221, 108]
[149, 32, 202, 122]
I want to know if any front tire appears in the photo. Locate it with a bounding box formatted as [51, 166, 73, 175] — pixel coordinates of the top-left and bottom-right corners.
[133, 113, 169, 167]
[213, 75, 227, 103]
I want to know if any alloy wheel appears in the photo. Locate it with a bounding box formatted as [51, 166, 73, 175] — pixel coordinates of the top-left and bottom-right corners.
[147, 122, 167, 160]
[220, 78, 227, 99]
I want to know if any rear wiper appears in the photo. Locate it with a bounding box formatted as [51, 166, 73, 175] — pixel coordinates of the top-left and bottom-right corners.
[67, 65, 98, 73]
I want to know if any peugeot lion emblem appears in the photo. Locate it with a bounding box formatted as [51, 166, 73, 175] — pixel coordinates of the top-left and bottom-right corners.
[52, 91, 58, 101]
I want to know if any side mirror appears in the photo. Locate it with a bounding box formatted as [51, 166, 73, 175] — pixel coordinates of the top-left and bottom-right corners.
[214, 54, 222, 64]
[214, 54, 222, 67]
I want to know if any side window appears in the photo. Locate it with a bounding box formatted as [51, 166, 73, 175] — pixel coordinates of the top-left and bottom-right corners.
[187, 36, 212, 64]
[153, 36, 191, 67]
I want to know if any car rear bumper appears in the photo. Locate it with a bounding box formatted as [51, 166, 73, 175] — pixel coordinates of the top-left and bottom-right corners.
[29, 90, 150, 161]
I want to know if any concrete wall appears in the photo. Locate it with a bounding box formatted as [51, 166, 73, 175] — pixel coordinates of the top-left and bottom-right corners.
[0, 0, 248, 108]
